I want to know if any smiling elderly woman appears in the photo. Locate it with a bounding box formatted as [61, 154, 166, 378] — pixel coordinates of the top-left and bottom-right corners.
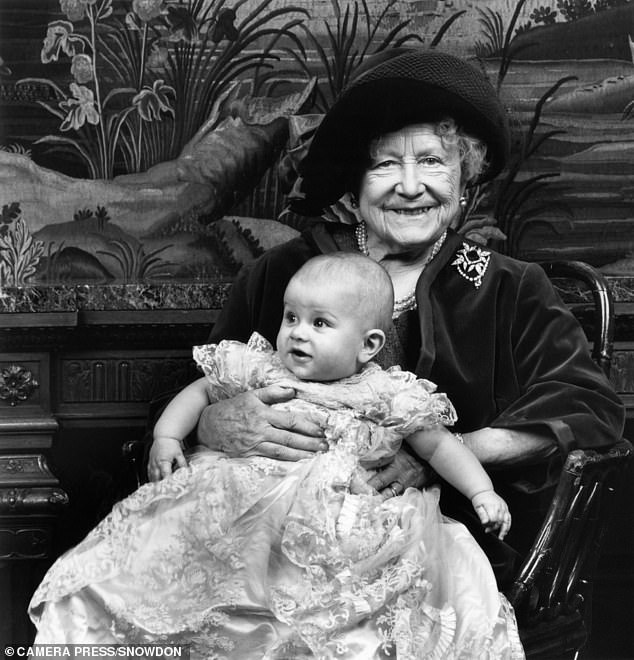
[190, 48, 623, 582]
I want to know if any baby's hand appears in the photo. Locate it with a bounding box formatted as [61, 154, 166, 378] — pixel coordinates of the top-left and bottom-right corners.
[349, 470, 375, 496]
[471, 490, 511, 540]
[148, 436, 187, 482]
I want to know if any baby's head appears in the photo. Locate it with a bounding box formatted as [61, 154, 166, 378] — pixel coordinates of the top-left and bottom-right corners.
[276, 252, 394, 381]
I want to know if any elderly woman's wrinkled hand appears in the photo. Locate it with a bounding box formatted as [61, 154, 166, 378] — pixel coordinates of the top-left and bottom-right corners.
[366, 447, 437, 499]
[197, 384, 327, 461]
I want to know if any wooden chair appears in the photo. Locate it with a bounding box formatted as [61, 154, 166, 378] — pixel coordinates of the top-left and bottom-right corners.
[123, 259, 632, 659]
[505, 261, 632, 658]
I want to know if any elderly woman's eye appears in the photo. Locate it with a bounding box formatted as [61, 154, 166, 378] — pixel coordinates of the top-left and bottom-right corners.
[419, 156, 441, 166]
[373, 159, 398, 169]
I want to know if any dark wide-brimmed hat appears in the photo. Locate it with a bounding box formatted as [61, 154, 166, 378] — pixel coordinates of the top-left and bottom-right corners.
[290, 48, 510, 216]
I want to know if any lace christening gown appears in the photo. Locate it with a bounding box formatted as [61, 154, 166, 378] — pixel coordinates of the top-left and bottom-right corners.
[30, 333, 524, 659]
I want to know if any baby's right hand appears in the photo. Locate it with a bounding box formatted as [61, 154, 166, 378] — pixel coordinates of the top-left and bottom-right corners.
[148, 436, 187, 482]
[471, 490, 512, 540]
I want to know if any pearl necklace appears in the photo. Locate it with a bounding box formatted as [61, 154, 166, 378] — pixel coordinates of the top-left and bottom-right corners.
[354, 221, 447, 318]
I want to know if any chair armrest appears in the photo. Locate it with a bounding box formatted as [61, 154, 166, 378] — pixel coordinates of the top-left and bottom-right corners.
[122, 439, 149, 491]
[506, 438, 632, 627]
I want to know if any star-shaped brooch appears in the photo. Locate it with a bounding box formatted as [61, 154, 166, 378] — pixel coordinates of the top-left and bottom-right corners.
[452, 243, 491, 289]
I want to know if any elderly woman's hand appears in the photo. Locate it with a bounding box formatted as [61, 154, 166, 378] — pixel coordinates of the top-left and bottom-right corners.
[196, 384, 328, 460]
[366, 447, 437, 498]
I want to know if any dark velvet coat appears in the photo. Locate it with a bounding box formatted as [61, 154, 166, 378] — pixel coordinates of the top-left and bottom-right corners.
[209, 223, 625, 573]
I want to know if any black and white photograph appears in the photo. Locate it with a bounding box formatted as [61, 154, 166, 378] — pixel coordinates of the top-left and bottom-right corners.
[1, 0, 633, 657]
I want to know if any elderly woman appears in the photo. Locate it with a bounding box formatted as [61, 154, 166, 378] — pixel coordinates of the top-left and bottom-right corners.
[193, 48, 625, 584]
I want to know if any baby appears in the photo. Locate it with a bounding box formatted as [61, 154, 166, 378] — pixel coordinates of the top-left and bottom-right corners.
[151, 252, 510, 538]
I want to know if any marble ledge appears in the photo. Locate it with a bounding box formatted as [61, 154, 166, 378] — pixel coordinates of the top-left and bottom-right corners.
[1, 275, 634, 314]
[0, 281, 233, 314]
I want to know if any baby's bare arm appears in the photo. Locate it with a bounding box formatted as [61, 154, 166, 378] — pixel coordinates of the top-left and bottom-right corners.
[406, 426, 511, 538]
[406, 426, 491, 498]
[148, 377, 210, 481]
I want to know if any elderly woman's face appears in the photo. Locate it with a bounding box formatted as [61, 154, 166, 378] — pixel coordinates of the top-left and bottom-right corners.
[359, 123, 464, 253]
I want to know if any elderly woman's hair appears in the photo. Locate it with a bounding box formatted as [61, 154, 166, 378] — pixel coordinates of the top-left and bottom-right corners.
[293, 253, 394, 333]
[436, 118, 488, 184]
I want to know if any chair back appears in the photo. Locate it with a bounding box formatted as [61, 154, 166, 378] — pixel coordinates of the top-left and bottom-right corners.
[539, 260, 614, 377]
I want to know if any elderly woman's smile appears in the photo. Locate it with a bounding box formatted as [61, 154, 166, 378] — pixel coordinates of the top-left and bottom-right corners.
[391, 206, 435, 215]
[359, 123, 463, 255]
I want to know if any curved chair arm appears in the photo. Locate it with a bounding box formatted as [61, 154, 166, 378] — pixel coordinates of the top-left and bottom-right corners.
[539, 260, 614, 377]
[505, 439, 632, 657]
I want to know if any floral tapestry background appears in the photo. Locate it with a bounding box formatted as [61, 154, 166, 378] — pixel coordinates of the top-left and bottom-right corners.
[1, 0, 634, 286]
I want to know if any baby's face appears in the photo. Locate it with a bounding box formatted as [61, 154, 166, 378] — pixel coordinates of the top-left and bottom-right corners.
[276, 277, 368, 381]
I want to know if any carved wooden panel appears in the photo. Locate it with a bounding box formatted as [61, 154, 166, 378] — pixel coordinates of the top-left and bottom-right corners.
[0, 527, 50, 560]
[0, 454, 68, 560]
[611, 347, 634, 395]
[0, 455, 58, 486]
[0, 487, 67, 512]
[60, 354, 198, 403]
[0, 354, 49, 413]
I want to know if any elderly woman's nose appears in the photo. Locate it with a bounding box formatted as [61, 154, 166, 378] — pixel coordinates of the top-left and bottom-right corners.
[395, 162, 424, 196]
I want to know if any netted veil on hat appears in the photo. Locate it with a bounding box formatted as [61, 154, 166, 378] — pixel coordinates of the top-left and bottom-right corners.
[290, 48, 510, 216]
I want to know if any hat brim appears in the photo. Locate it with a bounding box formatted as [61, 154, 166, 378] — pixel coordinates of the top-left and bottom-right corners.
[291, 50, 509, 216]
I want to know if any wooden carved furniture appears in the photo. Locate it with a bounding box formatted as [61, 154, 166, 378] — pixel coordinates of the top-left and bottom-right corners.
[0, 352, 69, 645]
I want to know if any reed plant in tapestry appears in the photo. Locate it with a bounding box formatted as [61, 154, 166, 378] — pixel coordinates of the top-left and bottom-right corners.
[1, 0, 311, 284]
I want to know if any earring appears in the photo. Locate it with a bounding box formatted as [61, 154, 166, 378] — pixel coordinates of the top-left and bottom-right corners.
[459, 195, 468, 209]
[349, 194, 359, 209]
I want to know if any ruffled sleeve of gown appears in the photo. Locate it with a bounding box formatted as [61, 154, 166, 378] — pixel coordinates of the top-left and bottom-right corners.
[192, 332, 292, 402]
